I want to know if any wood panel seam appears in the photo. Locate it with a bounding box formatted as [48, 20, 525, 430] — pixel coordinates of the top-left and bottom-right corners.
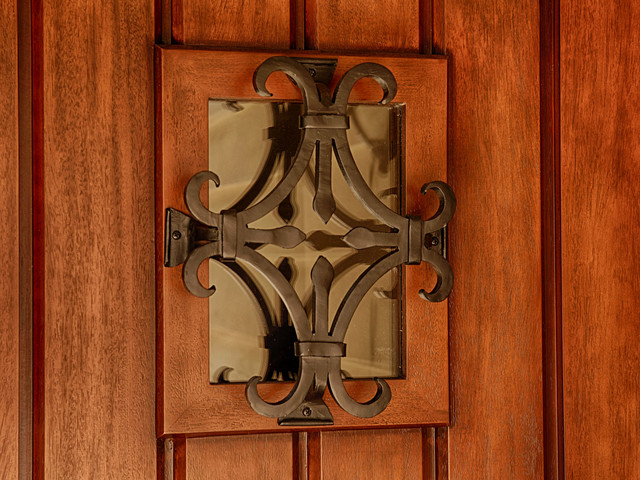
[30, 0, 45, 477]
[540, 0, 565, 477]
[171, 0, 184, 44]
[17, 0, 33, 477]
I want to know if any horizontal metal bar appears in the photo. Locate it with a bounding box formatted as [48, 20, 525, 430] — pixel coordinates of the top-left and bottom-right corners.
[295, 341, 346, 357]
[300, 115, 349, 129]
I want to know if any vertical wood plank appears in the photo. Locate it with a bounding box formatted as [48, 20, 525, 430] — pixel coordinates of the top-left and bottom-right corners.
[19, 0, 35, 475]
[42, 0, 156, 477]
[171, 0, 184, 43]
[173, 437, 187, 479]
[540, 0, 564, 477]
[320, 429, 422, 479]
[431, 0, 445, 54]
[32, 0, 46, 474]
[186, 434, 293, 479]
[305, 0, 420, 52]
[292, 432, 307, 480]
[179, 0, 291, 48]
[435, 428, 448, 479]
[422, 428, 436, 480]
[445, 0, 544, 477]
[0, 0, 19, 477]
[561, 1, 640, 478]
[307, 431, 321, 480]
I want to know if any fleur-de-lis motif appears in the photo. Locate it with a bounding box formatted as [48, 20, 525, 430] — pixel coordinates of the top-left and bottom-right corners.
[254, 56, 397, 224]
[246, 256, 392, 424]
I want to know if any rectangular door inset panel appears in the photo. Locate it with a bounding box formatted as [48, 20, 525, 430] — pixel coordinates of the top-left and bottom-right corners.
[156, 46, 449, 435]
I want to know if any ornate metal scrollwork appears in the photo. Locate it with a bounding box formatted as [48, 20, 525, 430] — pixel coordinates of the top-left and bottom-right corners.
[164, 56, 456, 425]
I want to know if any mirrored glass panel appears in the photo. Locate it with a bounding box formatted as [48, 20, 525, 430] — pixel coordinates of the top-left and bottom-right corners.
[208, 100, 403, 384]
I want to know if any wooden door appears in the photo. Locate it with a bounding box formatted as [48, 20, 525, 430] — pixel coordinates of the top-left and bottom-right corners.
[3, 0, 639, 478]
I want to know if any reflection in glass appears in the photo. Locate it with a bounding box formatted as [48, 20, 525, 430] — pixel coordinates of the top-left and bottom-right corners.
[208, 100, 403, 383]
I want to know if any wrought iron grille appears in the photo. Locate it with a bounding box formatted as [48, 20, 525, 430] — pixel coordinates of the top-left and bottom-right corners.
[164, 56, 456, 426]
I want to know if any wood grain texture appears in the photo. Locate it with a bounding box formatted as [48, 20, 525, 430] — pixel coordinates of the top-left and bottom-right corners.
[561, 1, 640, 478]
[305, 0, 420, 52]
[0, 0, 19, 477]
[179, 0, 291, 48]
[186, 434, 293, 479]
[431, 0, 445, 54]
[18, 0, 35, 475]
[32, 0, 46, 475]
[422, 428, 436, 479]
[435, 427, 448, 479]
[157, 47, 448, 435]
[320, 429, 422, 479]
[174, 437, 187, 479]
[42, 0, 156, 477]
[307, 431, 321, 480]
[540, 0, 564, 477]
[445, 0, 544, 477]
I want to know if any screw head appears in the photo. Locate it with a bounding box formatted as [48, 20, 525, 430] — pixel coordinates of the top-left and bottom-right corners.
[302, 407, 312, 417]
[431, 236, 439, 246]
[172, 230, 182, 240]
[308, 68, 317, 78]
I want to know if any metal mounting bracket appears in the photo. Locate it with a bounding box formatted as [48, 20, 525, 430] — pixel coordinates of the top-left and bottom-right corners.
[293, 58, 337, 86]
[164, 207, 218, 268]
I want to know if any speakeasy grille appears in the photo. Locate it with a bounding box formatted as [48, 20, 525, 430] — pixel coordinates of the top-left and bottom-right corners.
[164, 57, 455, 426]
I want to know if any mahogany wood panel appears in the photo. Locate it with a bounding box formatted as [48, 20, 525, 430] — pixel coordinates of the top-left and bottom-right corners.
[0, 0, 19, 477]
[319, 429, 422, 479]
[157, 47, 448, 435]
[178, 0, 291, 48]
[42, 0, 156, 477]
[540, 0, 564, 477]
[445, 0, 544, 477]
[305, 0, 420, 53]
[186, 434, 293, 479]
[32, 0, 45, 476]
[431, 0, 445, 54]
[307, 432, 320, 480]
[561, 1, 640, 477]
[435, 427, 448, 479]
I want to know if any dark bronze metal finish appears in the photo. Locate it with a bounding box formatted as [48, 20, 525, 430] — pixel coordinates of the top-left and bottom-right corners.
[164, 57, 456, 425]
